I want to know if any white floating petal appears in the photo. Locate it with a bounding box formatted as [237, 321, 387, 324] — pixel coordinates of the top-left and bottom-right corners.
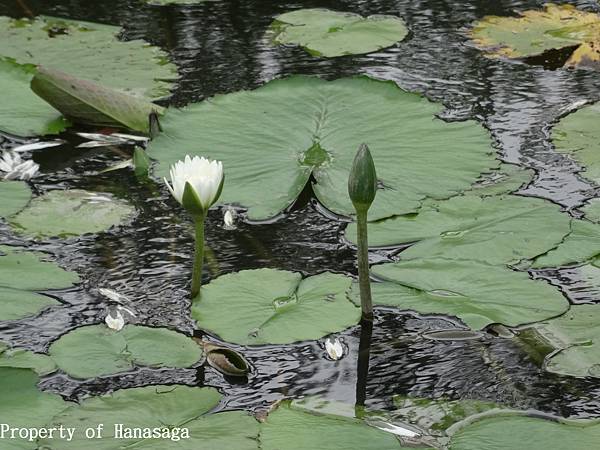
[324, 338, 345, 360]
[11, 140, 64, 152]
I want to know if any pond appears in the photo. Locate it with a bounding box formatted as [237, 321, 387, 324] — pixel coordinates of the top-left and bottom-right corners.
[1, 0, 600, 448]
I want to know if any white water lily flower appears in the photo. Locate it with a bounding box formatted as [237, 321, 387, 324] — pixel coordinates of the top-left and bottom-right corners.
[324, 338, 345, 360]
[105, 309, 125, 331]
[223, 208, 237, 229]
[0, 152, 40, 180]
[164, 155, 223, 213]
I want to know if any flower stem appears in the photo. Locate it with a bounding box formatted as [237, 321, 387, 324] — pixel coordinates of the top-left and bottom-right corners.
[191, 215, 205, 298]
[356, 209, 373, 322]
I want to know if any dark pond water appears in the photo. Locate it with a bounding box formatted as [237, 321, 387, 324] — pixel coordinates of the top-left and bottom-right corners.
[2, 0, 600, 427]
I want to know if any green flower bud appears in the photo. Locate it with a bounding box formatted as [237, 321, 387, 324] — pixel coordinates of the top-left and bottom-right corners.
[348, 143, 377, 212]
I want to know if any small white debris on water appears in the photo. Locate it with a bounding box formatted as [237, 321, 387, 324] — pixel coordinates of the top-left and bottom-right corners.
[105, 309, 125, 331]
[11, 140, 64, 152]
[223, 208, 237, 230]
[98, 288, 129, 303]
[324, 338, 345, 360]
[0, 152, 40, 180]
[76, 132, 149, 148]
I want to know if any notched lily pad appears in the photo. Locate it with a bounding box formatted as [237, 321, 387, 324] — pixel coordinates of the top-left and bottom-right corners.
[270, 8, 408, 57]
[360, 258, 568, 330]
[526, 304, 600, 378]
[0, 180, 32, 218]
[49, 324, 203, 379]
[347, 194, 570, 265]
[471, 3, 600, 71]
[39, 385, 259, 449]
[449, 412, 600, 450]
[9, 189, 136, 238]
[552, 102, 600, 185]
[192, 269, 360, 345]
[147, 76, 496, 221]
[0, 343, 56, 376]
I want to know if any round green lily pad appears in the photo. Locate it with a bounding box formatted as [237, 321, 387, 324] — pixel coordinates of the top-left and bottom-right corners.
[0, 367, 71, 450]
[9, 189, 136, 238]
[449, 413, 600, 450]
[49, 325, 203, 379]
[0, 343, 56, 376]
[39, 385, 259, 449]
[192, 269, 360, 345]
[552, 102, 600, 185]
[271, 8, 408, 57]
[147, 76, 496, 221]
[0, 180, 32, 218]
[0, 245, 79, 321]
[363, 258, 568, 330]
[261, 400, 404, 450]
[348, 194, 570, 266]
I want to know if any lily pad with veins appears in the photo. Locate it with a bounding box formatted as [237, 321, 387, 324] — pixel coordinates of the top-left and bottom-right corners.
[147, 76, 496, 221]
[354, 258, 569, 330]
[192, 269, 360, 345]
[471, 3, 600, 70]
[270, 8, 408, 57]
[49, 324, 203, 379]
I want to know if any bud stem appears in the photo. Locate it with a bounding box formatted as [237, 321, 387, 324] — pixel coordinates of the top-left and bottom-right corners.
[191, 215, 205, 298]
[356, 209, 373, 322]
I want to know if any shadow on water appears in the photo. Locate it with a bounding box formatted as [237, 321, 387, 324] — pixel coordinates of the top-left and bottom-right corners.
[2, 0, 600, 420]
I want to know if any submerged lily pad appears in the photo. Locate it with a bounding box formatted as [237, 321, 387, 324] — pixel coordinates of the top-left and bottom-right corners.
[0, 245, 79, 321]
[49, 324, 203, 379]
[0, 180, 32, 218]
[0, 367, 71, 450]
[39, 386, 259, 449]
[347, 195, 569, 265]
[471, 4, 600, 70]
[261, 400, 405, 450]
[553, 102, 600, 184]
[532, 220, 600, 268]
[528, 304, 600, 378]
[271, 9, 408, 57]
[449, 413, 600, 450]
[0, 60, 67, 136]
[358, 259, 568, 330]
[9, 189, 136, 238]
[464, 163, 533, 197]
[0, 343, 56, 376]
[148, 76, 496, 221]
[192, 269, 360, 345]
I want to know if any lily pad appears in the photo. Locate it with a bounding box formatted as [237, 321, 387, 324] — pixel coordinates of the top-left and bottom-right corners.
[527, 304, 600, 378]
[531, 220, 600, 268]
[470, 4, 600, 70]
[39, 385, 259, 449]
[192, 269, 360, 345]
[0, 367, 71, 450]
[261, 400, 406, 449]
[0, 180, 32, 218]
[449, 413, 600, 450]
[0, 16, 176, 99]
[0, 60, 67, 136]
[581, 198, 600, 223]
[464, 163, 533, 197]
[147, 76, 496, 221]
[0, 246, 79, 321]
[9, 189, 136, 238]
[347, 195, 570, 265]
[49, 324, 203, 379]
[31, 66, 163, 133]
[0, 343, 56, 376]
[270, 9, 408, 57]
[359, 259, 568, 330]
[553, 102, 600, 184]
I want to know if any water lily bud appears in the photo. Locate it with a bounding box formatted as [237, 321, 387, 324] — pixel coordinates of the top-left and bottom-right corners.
[324, 338, 345, 360]
[223, 208, 236, 229]
[164, 155, 224, 216]
[348, 143, 377, 212]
